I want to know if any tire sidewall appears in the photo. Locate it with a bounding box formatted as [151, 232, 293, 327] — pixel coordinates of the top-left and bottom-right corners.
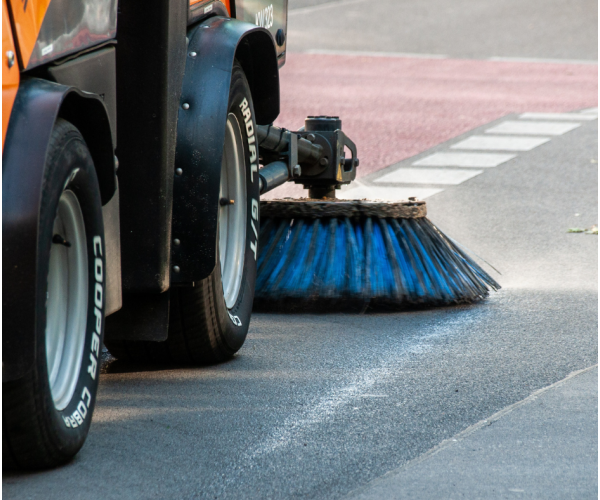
[35, 121, 105, 456]
[214, 63, 260, 352]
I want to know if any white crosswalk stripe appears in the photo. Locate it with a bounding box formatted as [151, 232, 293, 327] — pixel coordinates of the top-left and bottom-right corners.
[451, 135, 550, 151]
[413, 152, 516, 167]
[519, 112, 596, 121]
[336, 110, 594, 203]
[485, 120, 580, 136]
[487, 56, 598, 65]
[374, 167, 483, 185]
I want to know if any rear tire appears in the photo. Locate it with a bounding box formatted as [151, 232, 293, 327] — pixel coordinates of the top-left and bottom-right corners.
[105, 62, 259, 365]
[3, 119, 106, 469]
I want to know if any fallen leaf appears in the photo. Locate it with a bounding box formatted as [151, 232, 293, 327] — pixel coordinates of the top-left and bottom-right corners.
[568, 225, 598, 234]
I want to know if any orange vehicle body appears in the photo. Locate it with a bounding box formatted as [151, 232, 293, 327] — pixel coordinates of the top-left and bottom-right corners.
[2, 1, 19, 146]
[7, 0, 52, 68]
[1, 0, 232, 147]
[191, 0, 231, 11]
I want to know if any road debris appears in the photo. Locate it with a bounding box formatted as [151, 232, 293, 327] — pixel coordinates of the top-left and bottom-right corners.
[567, 225, 598, 234]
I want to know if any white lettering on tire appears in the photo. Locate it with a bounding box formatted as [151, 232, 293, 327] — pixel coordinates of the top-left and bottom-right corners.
[239, 98, 260, 262]
[63, 168, 80, 190]
[250, 198, 259, 260]
[63, 386, 93, 428]
[228, 312, 242, 326]
[87, 236, 104, 382]
[239, 98, 258, 184]
[64, 236, 103, 428]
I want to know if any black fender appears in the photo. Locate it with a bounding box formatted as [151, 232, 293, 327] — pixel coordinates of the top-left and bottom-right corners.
[2, 78, 114, 381]
[171, 17, 279, 283]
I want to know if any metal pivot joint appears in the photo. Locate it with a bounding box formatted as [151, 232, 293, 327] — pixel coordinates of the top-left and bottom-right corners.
[256, 116, 359, 198]
[256, 125, 304, 194]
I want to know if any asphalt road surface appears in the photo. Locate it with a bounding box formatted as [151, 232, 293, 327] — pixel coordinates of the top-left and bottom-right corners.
[348, 366, 597, 499]
[287, 0, 598, 61]
[5, 109, 597, 500]
[4, 1, 597, 498]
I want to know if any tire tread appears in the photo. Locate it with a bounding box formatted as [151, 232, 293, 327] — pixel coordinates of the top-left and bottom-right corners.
[105, 274, 231, 365]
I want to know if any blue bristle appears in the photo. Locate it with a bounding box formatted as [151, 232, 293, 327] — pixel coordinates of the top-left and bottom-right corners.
[255, 214, 500, 308]
[391, 220, 429, 299]
[297, 220, 322, 294]
[274, 219, 305, 296]
[384, 221, 411, 298]
[344, 218, 363, 296]
[373, 220, 395, 298]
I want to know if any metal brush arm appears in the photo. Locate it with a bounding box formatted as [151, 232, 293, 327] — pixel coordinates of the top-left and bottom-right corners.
[257, 124, 323, 195]
[258, 161, 289, 194]
[257, 124, 324, 166]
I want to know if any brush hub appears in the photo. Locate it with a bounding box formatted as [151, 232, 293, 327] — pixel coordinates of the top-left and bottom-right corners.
[260, 198, 427, 219]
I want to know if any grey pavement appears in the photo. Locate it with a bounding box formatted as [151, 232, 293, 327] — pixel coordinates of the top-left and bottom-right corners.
[3, 112, 597, 500]
[288, 0, 598, 61]
[347, 366, 598, 500]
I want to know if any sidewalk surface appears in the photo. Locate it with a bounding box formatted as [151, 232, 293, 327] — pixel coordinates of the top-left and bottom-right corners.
[347, 366, 598, 500]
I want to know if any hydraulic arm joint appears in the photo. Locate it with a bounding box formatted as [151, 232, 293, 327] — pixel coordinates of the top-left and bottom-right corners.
[256, 116, 359, 199]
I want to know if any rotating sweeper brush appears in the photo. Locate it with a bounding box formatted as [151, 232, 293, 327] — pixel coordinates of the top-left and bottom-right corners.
[254, 116, 500, 310]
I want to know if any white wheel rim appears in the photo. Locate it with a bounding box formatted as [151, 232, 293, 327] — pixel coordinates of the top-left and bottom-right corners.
[46, 189, 89, 411]
[219, 113, 247, 309]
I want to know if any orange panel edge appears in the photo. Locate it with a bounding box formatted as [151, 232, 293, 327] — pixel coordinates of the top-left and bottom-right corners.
[190, 0, 232, 16]
[8, 0, 52, 69]
[2, 0, 19, 149]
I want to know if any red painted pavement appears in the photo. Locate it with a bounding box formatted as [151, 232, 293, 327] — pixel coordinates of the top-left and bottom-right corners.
[274, 54, 597, 178]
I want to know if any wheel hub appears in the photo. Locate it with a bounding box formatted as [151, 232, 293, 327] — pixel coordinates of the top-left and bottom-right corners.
[219, 113, 247, 309]
[46, 189, 88, 411]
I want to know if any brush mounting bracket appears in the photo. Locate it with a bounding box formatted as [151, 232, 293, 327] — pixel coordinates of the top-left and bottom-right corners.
[295, 116, 359, 194]
[256, 116, 359, 198]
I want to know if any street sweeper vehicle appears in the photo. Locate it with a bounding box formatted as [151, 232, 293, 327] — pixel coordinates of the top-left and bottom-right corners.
[3, 0, 499, 470]
[3, 0, 287, 469]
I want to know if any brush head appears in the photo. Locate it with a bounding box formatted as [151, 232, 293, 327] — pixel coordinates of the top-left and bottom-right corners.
[255, 198, 500, 312]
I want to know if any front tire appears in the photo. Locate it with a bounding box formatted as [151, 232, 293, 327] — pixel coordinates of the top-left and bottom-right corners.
[106, 62, 259, 365]
[3, 119, 106, 469]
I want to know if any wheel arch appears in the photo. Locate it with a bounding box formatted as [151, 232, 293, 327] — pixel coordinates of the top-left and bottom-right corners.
[2, 78, 115, 381]
[234, 29, 281, 126]
[171, 17, 278, 286]
[58, 91, 116, 206]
